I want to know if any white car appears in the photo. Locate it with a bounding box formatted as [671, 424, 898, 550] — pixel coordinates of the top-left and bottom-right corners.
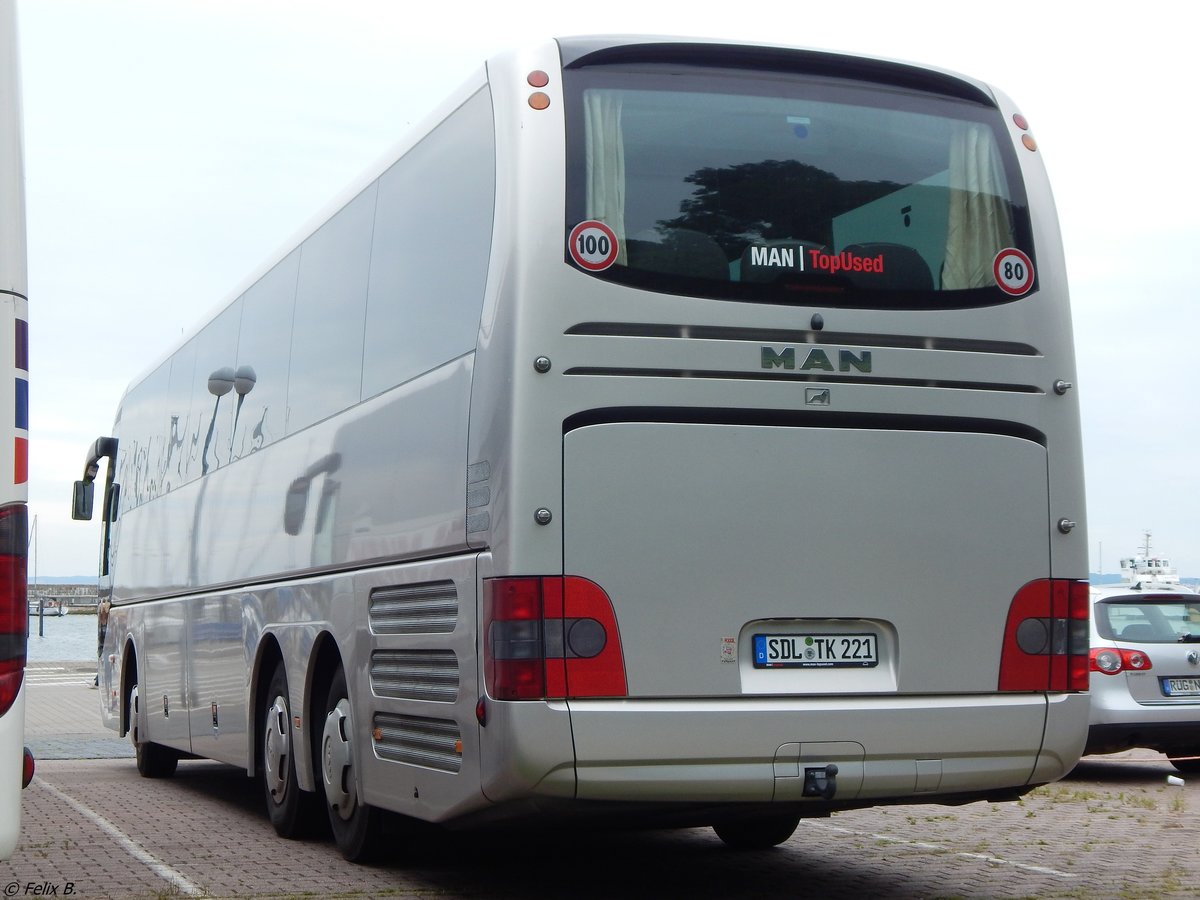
[1086, 584, 1200, 773]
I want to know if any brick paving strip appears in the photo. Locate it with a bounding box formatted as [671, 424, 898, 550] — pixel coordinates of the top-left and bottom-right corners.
[31, 777, 204, 896]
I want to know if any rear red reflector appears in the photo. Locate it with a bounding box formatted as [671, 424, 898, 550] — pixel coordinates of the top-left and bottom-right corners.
[13, 437, 27, 485]
[483, 576, 627, 700]
[0, 668, 21, 717]
[998, 578, 1089, 692]
[0, 504, 28, 717]
[22, 746, 34, 788]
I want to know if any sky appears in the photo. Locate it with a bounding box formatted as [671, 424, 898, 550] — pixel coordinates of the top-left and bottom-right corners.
[13, 0, 1200, 577]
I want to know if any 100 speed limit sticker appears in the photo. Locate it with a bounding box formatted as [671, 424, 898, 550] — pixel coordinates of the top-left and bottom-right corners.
[568, 220, 619, 271]
[993, 248, 1035, 296]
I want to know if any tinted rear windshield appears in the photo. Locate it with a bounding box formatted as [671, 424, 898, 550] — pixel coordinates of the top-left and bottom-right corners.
[563, 62, 1035, 309]
[1096, 596, 1200, 643]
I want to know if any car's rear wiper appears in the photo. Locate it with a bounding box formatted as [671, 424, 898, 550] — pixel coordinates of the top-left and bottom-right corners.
[1177, 634, 1200, 643]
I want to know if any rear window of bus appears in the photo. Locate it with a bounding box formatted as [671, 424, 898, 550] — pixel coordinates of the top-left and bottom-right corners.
[563, 61, 1035, 310]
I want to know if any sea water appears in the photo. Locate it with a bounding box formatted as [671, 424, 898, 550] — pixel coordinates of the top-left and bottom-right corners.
[26, 612, 99, 663]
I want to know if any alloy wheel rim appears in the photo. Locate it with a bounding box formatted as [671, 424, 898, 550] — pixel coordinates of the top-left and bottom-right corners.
[264, 695, 291, 804]
[322, 698, 355, 820]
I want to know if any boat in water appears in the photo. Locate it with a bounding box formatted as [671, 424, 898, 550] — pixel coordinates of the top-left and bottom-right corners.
[27, 598, 65, 617]
[1118, 531, 1193, 590]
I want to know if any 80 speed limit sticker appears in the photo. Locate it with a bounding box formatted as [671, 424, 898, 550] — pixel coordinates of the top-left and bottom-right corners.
[993, 248, 1035, 296]
[568, 220, 619, 271]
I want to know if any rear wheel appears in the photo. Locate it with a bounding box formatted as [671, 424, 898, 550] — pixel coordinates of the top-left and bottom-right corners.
[321, 667, 382, 862]
[713, 813, 800, 850]
[262, 662, 319, 837]
[128, 682, 178, 779]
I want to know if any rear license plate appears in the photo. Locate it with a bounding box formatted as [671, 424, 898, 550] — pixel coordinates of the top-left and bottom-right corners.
[1162, 677, 1200, 697]
[753, 634, 878, 669]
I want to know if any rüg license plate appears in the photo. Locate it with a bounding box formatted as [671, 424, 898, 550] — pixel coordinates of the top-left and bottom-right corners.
[753, 633, 878, 669]
[1162, 677, 1200, 697]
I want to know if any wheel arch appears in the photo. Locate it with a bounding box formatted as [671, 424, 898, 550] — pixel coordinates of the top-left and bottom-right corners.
[303, 630, 344, 793]
[119, 636, 139, 738]
[248, 634, 286, 779]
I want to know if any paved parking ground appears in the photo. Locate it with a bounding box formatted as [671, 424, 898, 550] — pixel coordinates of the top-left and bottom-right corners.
[5, 662, 1199, 899]
[22, 663, 131, 761]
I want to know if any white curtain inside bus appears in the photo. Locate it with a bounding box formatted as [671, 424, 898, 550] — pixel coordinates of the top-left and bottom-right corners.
[584, 90, 627, 265]
[941, 122, 1014, 290]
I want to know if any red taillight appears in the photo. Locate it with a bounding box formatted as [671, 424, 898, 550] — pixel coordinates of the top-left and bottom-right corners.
[1089, 647, 1153, 675]
[483, 576, 627, 701]
[0, 504, 28, 717]
[562, 577, 627, 698]
[998, 578, 1089, 692]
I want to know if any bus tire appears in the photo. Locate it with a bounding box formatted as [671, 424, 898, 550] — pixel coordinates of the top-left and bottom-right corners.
[712, 812, 800, 850]
[128, 682, 177, 779]
[262, 662, 318, 838]
[320, 667, 382, 862]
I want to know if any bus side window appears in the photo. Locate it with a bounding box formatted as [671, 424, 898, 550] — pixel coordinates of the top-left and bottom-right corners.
[361, 87, 496, 400]
[286, 186, 376, 435]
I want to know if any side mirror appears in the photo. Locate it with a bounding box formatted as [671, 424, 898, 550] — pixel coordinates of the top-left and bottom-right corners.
[75, 436, 118, 520]
[72, 480, 95, 521]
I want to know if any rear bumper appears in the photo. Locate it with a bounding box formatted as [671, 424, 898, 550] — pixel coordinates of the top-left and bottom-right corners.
[1085, 722, 1200, 756]
[559, 693, 1088, 805]
[1087, 674, 1200, 753]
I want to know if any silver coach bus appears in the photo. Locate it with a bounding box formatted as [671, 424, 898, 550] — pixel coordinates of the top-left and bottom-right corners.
[75, 36, 1090, 861]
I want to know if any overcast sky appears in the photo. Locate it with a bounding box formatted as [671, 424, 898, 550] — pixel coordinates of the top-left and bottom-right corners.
[15, 0, 1200, 577]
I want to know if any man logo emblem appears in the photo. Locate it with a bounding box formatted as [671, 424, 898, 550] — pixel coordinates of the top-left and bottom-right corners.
[806, 388, 831, 406]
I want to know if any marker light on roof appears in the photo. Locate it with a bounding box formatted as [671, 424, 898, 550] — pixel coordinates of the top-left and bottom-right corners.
[1021, 134, 1038, 152]
[528, 92, 550, 110]
[1013, 113, 1029, 130]
[527, 70, 549, 88]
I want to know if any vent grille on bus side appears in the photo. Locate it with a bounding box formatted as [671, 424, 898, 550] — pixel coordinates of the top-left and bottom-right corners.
[371, 713, 462, 773]
[370, 650, 459, 702]
[369, 582, 458, 634]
